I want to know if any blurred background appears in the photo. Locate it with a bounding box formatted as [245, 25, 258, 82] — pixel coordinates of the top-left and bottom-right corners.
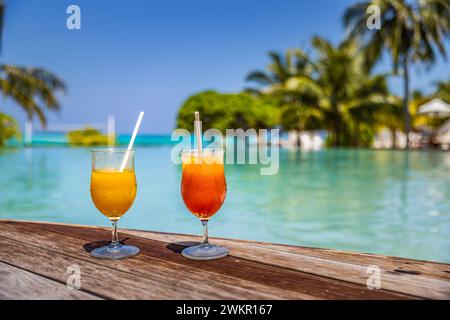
[0, 0, 449, 262]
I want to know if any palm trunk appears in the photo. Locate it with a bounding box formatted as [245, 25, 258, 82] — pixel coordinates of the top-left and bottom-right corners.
[402, 58, 411, 149]
[296, 130, 301, 148]
[334, 117, 341, 147]
[355, 121, 360, 148]
[292, 97, 302, 149]
[331, 99, 341, 147]
[390, 128, 397, 149]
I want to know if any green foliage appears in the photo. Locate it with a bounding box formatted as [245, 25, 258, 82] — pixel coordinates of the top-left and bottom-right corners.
[343, 0, 450, 72]
[67, 127, 109, 146]
[176, 91, 280, 133]
[246, 36, 398, 147]
[435, 78, 450, 103]
[0, 113, 20, 147]
[343, 0, 450, 144]
[0, 65, 66, 128]
[280, 104, 323, 131]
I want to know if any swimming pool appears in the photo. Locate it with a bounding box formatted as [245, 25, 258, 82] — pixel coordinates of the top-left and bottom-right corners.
[1, 147, 449, 262]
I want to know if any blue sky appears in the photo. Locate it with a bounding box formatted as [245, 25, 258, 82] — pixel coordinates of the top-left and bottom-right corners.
[2, 0, 449, 133]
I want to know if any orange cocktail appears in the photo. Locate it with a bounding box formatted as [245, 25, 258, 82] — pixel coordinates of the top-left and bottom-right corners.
[90, 169, 137, 220]
[180, 149, 229, 260]
[89, 148, 139, 260]
[181, 154, 226, 220]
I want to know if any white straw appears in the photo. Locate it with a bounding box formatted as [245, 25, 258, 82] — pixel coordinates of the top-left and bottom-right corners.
[194, 111, 203, 163]
[119, 111, 144, 172]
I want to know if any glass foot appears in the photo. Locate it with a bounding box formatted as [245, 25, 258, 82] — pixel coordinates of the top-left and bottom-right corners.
[182, 243, 229, 260]
[90, 243, 140, 260]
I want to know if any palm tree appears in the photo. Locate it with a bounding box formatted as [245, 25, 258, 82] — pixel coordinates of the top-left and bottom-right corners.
[246, 49, 311, 97]
[246, 37, 397, 147]
[374, 99, 403, 148]
[0, 1, 66, 128]
[246, 49, 314, 146]
[434, 78, 450, 102]
[290, 37, 397, 147]
[343, 0, 450, 148]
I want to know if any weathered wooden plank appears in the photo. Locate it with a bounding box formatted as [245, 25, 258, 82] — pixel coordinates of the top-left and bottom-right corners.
[5, 221, 415, 300]
[29, 220, 442, 299]
[34, 222, 444, 299]
[0, 223, 412, 299]
[119, 228, 450, 299]
[18, 220, 445, 280]
[1, 220, 448, 299]
[0, 223, 314, 299]
[0, 261, 101, 300]
[120, 228, 450, 279]
[0, 236, 287, 300]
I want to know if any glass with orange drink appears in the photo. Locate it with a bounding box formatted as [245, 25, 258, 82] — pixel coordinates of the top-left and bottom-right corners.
[89, 148, 139, 259]
[180, 148, 229, 260]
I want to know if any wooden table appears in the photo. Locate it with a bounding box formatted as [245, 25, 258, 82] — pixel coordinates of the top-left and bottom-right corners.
[0, 219, 449, 300]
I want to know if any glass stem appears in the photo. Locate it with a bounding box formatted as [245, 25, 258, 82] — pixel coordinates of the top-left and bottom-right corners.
[111, 220, 119, 247]
[201, 220, 209, 245]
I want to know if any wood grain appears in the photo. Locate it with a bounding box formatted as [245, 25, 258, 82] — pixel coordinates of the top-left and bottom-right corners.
[0, 223, 310, 299]
[0, 219, 449, 300]
[0, 261, 100, 300]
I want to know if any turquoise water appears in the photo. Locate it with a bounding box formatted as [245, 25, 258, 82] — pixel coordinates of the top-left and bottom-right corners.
[0, 146, 449, 262]
[9, 132, 175, 146]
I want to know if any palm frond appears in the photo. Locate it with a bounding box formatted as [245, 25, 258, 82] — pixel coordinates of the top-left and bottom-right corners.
[0, 64, 66, 127]
[0, 1, 4, 51]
